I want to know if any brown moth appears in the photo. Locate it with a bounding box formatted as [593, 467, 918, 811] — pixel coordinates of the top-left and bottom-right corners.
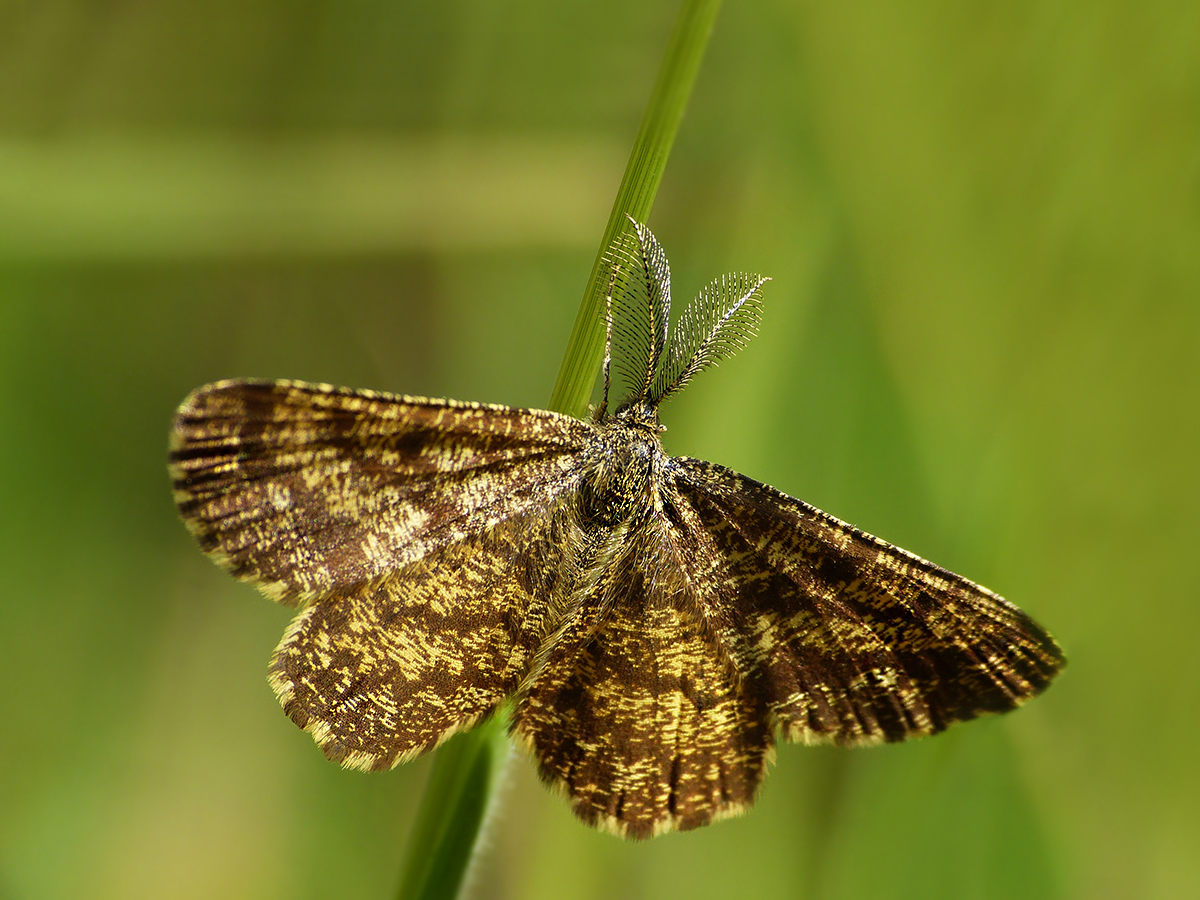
[169, 221, 1064, 839]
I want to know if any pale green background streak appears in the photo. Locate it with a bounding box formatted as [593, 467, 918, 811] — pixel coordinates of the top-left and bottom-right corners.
[1, 2, 1196, 899]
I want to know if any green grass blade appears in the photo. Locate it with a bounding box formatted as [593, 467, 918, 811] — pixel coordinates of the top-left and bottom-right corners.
[549, 0, 724, 418]
[394, 2, 722, 897]
[394, 718, 508, 900]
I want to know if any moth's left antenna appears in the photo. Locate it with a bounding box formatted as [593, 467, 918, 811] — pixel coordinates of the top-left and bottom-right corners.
[596, 249, 619, 420]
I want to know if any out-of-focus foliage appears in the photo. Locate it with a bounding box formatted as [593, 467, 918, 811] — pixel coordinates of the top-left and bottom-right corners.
[1, 2, 1196, 898]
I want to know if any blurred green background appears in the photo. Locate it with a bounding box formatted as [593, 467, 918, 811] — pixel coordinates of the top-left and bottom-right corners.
[1, 1, 1197, 898]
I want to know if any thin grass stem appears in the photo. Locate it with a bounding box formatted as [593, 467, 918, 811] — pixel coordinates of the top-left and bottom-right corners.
[549, 0, 724, 418]
[394, 2, 723, 897]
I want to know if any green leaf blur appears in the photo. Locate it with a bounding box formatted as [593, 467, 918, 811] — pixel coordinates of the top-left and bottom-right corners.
[0, 2, 1195, 899]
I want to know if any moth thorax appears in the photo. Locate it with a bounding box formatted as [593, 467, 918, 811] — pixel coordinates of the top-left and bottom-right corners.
[579, 424, 663, 527]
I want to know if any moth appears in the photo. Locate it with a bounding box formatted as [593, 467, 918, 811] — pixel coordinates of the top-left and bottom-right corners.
[170, 221, 1064, 839]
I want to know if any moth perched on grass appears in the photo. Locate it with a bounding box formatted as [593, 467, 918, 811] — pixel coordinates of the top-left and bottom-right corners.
[170, 221, 1064, 839]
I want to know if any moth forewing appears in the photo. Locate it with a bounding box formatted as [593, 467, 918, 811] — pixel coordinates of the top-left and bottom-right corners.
[168, 379, 593, 607]
[670, 457, 1065, 747]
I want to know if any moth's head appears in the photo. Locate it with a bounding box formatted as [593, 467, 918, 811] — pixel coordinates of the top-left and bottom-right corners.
[613, 399, 665, 433]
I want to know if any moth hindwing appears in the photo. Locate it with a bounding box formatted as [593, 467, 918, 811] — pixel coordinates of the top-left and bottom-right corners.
[170, 221, 1064, 839]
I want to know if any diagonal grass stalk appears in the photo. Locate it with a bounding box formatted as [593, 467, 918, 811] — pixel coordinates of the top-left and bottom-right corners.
[548, 0, 724, 419]
[394, 2, 723, 898]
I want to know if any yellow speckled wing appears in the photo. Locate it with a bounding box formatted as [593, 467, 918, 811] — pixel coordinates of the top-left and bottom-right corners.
[270, 509, 566, 770]
[169, 379, 592, 606]
[511, 523, 772, 839]
[671, 458, 1066, 746]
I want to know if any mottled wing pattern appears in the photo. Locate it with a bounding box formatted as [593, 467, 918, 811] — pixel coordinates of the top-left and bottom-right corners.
[512, 517, 772, 839]
[671, 458, 1065, 746]
[170, 379, 592, 605]
[271, 507, 568, 770]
